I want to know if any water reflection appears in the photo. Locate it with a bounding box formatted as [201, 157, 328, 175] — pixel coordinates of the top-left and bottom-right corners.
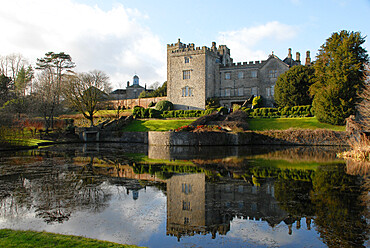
[0, 144, 368, 247]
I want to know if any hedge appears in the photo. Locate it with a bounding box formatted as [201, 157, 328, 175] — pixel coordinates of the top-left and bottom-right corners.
[241, 105, 313, 118]
[133, 105, 313, 119]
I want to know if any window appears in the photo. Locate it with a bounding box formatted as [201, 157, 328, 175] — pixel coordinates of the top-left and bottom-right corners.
[238, 88, 243, 96]
[266, 88, 271, 97]
[225, 72, 231, 80]
[269, 70, 278, 78]
[251, 87, 257, 95]
[182, 201, 190, 210]
[251, 71, 257, 78]
[182, 86, 193, 97]
[225, 88, 231, 97]
[184, 217, 190, 225]
[182, 183, 192, 194]
[183, 70, 191, 79]
[238, 72, 244, 79]
[184, 57, 189, 63]
[271, 85, 275, 96]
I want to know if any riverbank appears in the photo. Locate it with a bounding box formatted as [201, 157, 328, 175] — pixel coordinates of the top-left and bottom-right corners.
[0, 229, 143, 248]
[0, 128, 350, 152]
[148, 129, 349, 146]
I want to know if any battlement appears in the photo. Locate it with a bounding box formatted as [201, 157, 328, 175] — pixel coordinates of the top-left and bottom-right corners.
[168, 39, 225, 56]
[220, 60, 267, 68]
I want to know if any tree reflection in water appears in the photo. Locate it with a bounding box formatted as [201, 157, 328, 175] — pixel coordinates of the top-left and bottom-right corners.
[0, 144, 368, 247]
[0, 155, 111, 224]
[311, 164, 368, 248]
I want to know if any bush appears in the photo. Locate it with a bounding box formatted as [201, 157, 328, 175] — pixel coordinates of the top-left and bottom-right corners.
[204, 108, 217, 115]
[133, 106, 145, 118]
[148, 101, 156, 107]
[149, 108, 162, 118]
[252, 96, 262, 108]
[206, 98, 220, 109]
[241, 105, 313, 118]
[155, 100, 174, 111]
[217, 106, 228, 115]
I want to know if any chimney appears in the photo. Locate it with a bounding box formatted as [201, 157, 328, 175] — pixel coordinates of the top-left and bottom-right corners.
[305, 51, 311, 66]
[212, 42, 217, 51]
[288, 48, 292, 59]
[296, 52, 301, 63]
[127, 81, 129, 88]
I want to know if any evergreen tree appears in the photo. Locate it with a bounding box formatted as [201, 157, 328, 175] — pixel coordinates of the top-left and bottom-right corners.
[274, 65, 315, 107]
[311, 30, 369, 125]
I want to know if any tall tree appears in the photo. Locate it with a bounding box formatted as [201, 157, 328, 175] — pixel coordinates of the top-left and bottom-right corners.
[310, 30, 369, 125]
[36, 52, 75, 103]
[15, 65, 33, 96]
[0, 74, 13, 106]
[274, 65, 315, 107]
[63, 70, 111, 127]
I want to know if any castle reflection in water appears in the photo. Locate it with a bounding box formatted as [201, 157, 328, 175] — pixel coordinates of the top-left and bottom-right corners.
[166, 173, 310, 240]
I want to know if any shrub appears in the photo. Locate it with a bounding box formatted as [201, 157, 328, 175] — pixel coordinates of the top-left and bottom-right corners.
[252, 96, 262, 108]
[155, 100, 174, 111]
[133, 106, 145, 118]
[204, 108, 217, 115]
[149, 108, 162, 118]
[206, 98, 220, 109]
[148, 101, 156, 107]
[232, 104, 241, 111]
[217, 106, 228, 115]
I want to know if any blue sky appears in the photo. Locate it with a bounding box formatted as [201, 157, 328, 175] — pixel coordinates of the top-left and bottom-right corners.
[0, 0, 369, 89]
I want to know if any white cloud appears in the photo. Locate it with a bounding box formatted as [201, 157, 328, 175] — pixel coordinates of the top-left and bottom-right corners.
[0, 0, 166, 89]
[218, 21, 299, 62]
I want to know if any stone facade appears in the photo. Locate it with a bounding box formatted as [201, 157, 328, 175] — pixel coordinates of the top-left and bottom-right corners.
[110, 75, 150, 100]
[167, 39, 309, 109]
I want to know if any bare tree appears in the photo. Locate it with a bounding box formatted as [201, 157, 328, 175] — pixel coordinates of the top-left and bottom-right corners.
[0, 54, 29, 81]
[63, 70, 111, 126]
[33, 70, 61, 131]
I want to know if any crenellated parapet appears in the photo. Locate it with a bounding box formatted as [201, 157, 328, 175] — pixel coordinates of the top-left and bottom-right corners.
[220, 60, 267, 69]
[167, 39, 226, 57]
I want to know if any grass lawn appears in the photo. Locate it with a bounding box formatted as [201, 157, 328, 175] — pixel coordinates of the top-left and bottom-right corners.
[247, 117, 345, 131]
[121, 119, 195, 132]
[0, 229, 143, 248]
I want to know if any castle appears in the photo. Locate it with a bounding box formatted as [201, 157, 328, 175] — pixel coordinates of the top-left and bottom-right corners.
[167, 39, 311, 109]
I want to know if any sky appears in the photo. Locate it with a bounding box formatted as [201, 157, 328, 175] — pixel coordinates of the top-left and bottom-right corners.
[0, 0, 369, 90]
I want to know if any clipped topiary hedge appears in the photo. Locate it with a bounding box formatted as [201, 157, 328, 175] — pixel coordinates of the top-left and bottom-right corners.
[155, 100, 174, 111]
[241, 105, 313, 118]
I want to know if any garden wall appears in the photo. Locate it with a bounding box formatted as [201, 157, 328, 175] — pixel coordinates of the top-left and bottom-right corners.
[148, 129, 350, 146]
[100, 131, 148, 143]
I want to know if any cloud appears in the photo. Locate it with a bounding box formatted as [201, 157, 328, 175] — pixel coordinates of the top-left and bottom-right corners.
[218, 21, 299, 62]
[0, 0, 166, 89]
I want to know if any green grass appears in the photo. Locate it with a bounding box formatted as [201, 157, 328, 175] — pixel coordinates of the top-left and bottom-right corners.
[121, 117, 345, 132]
[247, 117, 345, 131]
[0, 229, 143, 248]
[126, 153, 194, 165]
[121, 119, 195, 132]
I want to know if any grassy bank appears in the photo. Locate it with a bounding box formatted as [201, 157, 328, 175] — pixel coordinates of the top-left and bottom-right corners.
[247, 117, 345, 131]
[0, 229, 143, 248]
[121, 119, 195, 132]
[120, 117, 344, 132]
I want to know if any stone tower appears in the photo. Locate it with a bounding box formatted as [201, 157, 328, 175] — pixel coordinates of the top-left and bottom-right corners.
[167, 39, 229, 109]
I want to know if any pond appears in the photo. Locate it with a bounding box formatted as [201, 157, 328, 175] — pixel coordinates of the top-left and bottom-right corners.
[0, 143, 368, 248]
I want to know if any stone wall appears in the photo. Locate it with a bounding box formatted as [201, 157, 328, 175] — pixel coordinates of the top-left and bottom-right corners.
[108, 96, 167, 109]
[100, 131, 148, 143]
[148, 130, 350, 146]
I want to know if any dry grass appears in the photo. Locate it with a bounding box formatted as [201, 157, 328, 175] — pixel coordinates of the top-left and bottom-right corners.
[338, 134, 370, 162]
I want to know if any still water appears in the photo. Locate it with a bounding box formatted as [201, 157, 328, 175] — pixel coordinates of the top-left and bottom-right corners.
[0, 144, 368, 248]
